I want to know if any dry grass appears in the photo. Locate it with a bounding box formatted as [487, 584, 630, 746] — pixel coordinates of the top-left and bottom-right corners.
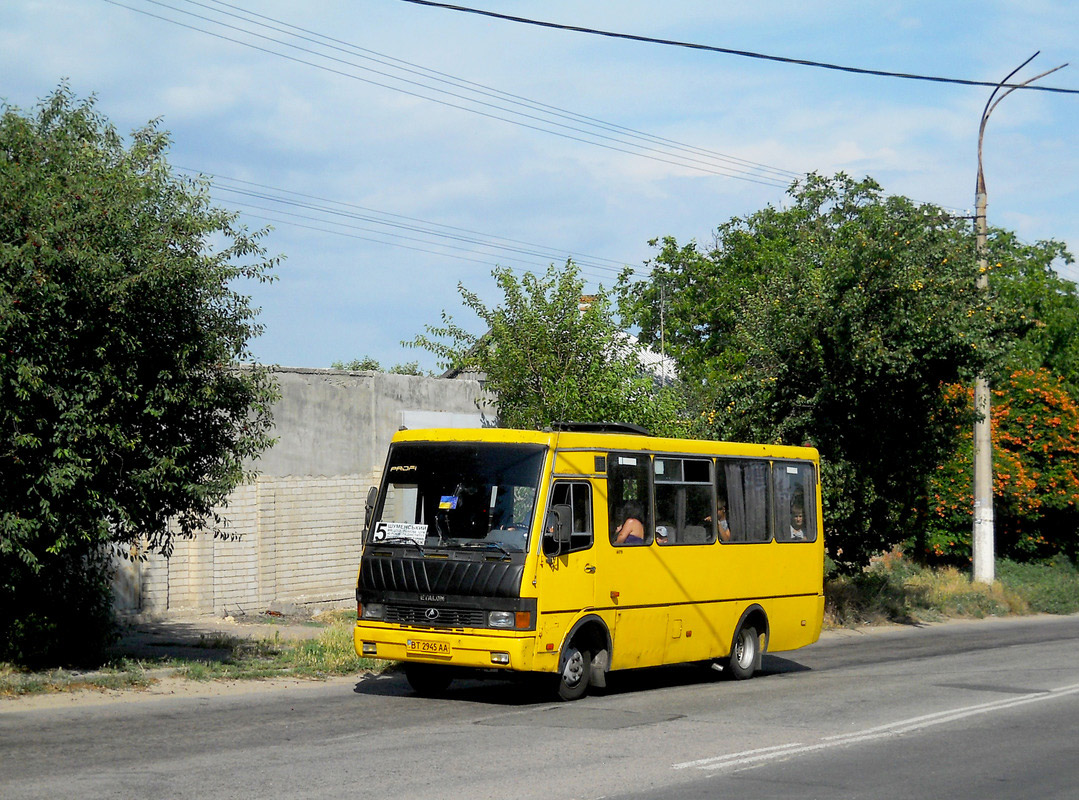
[824, 548, 1074, 628]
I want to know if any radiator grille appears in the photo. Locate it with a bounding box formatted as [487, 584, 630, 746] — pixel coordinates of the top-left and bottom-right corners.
[385, 604, 485, 628]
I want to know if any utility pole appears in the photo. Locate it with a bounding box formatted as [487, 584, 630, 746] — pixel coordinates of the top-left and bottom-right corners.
[971, 54, 1066, 584]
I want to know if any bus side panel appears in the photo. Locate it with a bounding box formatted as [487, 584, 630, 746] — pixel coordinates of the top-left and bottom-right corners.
[553, 450, 600, 476]
[664, 599, 731, 665]
[601, 546, 734, 670]
[756, 594, 824, 653]
[608, 607, 668, 670]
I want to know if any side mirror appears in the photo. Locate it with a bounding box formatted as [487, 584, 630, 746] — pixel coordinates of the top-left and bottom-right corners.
[365, 486, 378, 531]
[543, 504, 573, 555]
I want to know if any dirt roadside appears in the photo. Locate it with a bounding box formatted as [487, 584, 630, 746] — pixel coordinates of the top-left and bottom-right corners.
[1, 605, 369, 713]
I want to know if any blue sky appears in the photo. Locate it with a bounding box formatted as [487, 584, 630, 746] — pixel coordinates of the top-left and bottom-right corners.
[3, 1, 1077, 372]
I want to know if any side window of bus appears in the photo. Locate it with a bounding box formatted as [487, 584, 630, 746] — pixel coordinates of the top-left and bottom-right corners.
[773, 462, 817, 542]
[717, 459, 772, 543]
[545, 481, 593, 554]
[654, 457, 716, 546]
[607, 453, 652, 546]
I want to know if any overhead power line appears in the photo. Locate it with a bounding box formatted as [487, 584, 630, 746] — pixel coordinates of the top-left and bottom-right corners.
[104, 0, 800, 187]
[178, 167, 648, 282]
[398, 0, 1077, 96]
[196, 0, 800, 184]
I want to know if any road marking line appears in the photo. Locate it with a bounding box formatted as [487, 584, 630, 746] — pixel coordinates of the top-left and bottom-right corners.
[673, 682, 1079, 773]
[673, 742, 808, 770]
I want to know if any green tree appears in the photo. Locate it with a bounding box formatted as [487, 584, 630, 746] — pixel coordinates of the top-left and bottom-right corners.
[332, 356, 383, 371]
[332, 356, 427, 376]
[411, 263, 688, 434]
[621, 173, 1020, 567]
[0, 87, 278, 664]
[988, 232, 1079, 392]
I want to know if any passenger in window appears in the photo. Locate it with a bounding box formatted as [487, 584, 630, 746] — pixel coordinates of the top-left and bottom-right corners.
[613, 502, 646, 545]
[790, 503, 807, 540]
[655, 525, 671, 545]
[705, 498, 731, 543]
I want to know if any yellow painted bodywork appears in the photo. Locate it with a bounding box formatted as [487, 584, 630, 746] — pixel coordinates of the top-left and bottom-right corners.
[354, 427, 825, 677]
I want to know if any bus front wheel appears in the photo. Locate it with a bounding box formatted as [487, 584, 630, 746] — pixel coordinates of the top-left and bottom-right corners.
[728, 625, 760, 680]
[557, 642, 591, 701]
[404, 663, 453, 696]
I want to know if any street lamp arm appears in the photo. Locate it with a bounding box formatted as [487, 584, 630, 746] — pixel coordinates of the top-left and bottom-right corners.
[978, 54, 1068, 193]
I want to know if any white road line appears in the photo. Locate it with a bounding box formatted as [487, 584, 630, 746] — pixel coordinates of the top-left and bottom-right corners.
[673, 682, 1079, 773]
[672, 742, 808, 770]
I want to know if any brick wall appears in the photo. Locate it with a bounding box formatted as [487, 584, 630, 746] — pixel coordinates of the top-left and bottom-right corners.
[120, 475, 373, 616]
[113, 367, 490, 617]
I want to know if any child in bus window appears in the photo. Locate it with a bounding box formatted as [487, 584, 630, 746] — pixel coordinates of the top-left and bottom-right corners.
[706, 498, 731, 542]
[790, 503, 806, 540]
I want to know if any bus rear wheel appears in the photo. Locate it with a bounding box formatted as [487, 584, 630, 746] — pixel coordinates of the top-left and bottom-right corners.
[403, 663, 453, 696]
[728, 624, 760, 680]
[557, 642, 591, 701]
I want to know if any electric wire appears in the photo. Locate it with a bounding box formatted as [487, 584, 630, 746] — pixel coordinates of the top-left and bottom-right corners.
[177, 168, 650, 282]
[180, 171, 641, 280]
[225, 194, 636, 282]
[398, 0, 1077, 96]
[179, 168, 636, 275]
[189, 0, 801, 183]
[103, 0, 795, 187]
[237, 209, 565, 275]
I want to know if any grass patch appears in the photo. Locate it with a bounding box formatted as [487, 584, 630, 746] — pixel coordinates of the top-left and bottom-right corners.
[1, 616, 384, 697]
[997, 556, 1079, 614]
[0, 659, 154, 697]
[168, 620, 383, 682]
[824, 549, 1079, 627]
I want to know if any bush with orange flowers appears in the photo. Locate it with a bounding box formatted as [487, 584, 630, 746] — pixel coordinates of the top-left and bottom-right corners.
[921, 368, 1079, 563]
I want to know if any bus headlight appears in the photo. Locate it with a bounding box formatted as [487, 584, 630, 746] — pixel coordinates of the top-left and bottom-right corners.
[361, 602, 385, 620]
[488, 611, 531, 629]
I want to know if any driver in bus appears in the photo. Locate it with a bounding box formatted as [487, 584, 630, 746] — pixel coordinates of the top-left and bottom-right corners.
[613, 502, 646, 545]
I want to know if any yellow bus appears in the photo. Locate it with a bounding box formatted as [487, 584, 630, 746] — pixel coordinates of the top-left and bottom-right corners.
[353, 422, 824, 699]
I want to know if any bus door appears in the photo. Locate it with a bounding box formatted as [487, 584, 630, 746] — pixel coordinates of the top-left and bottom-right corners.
[536, 479, 598, 655]
[595, 452, 668, 670]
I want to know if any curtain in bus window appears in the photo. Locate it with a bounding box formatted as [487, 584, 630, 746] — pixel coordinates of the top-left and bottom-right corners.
[743, 461, 771, 541]
[721, 461, 744, 542]
[723, 460, 770, 543]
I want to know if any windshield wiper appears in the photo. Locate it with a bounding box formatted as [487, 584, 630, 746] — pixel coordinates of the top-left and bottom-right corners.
[460, 541, 513, 558]
[374, 537, 425, 553]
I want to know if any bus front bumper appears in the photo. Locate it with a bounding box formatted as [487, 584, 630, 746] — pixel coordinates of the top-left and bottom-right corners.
[354, 622, 539, 672]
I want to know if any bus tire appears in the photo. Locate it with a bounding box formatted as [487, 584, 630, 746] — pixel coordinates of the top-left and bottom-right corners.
[557, 642, 591, 701]
[403, 663, 453, 696]
[728, 624, 759, 681]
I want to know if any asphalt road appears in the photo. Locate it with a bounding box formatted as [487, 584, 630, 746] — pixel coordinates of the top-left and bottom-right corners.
[3, 614, 1078, 800]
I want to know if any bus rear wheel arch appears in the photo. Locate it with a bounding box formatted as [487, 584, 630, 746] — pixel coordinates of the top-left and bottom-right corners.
[727, 607, 768, 680]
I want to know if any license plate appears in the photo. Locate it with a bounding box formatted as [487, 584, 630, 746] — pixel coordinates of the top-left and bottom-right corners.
[406, 638, 452, 657]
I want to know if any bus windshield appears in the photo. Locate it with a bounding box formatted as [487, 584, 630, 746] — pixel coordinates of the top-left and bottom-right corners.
[369, 441, 546, 553]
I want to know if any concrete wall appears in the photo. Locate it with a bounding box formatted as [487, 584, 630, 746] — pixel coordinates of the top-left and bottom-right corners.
[114, 367, 494, 617]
